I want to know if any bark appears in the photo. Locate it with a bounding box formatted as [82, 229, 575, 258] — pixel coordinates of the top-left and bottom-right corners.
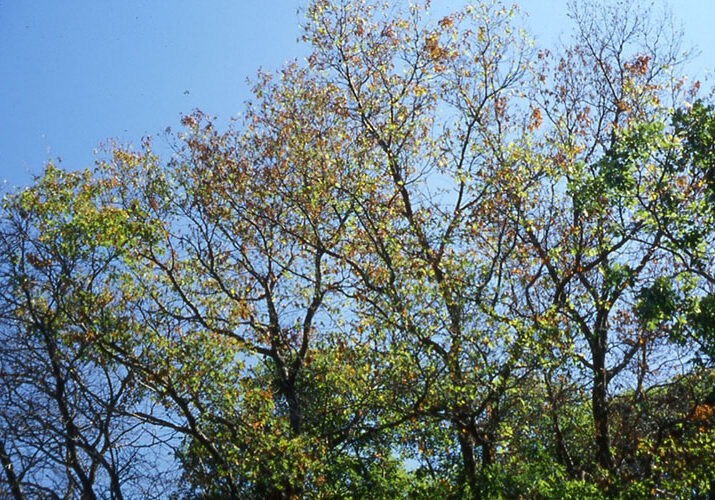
[545, 375, 577, 477]
[279, 377, 302, 436]
[0, 440, 24, 500]
[42, 327, 98, 500]
[455, 428, 481, 500]
[274, 365, 304, 499]
[591, 339, 614, 473]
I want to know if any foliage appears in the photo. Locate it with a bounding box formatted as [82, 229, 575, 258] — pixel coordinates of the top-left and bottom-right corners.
[1, 0, 714, 498]
[0, 165, 171, 499]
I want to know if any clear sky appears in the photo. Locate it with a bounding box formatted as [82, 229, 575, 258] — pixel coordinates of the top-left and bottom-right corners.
[1, 1, 713, 189]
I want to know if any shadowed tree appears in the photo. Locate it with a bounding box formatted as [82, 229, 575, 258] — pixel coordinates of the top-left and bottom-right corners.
[0, 167, 172, 499]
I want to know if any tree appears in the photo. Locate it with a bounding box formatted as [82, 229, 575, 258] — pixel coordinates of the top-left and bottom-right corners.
[494, 0, 707, 482]
[1, 0, 714, 498]
[86, 72, 413, 498]
[0, 166, 170, 499]
[300, 1, 541, 496]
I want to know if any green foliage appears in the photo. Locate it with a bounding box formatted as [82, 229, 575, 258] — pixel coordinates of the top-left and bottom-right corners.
[673, 101, 715, 197]
[636, 277, 679, 331]
[477, 462, 607, 500]
[688, 294, 715, 363]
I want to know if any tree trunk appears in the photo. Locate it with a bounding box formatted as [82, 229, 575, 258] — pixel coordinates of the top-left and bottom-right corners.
[0, 440, 24, 500]
[276, 371, 304, 499]
[43, 328, 98, 500]
[456, 429, 481, 500]
[591, 342, 614, 473]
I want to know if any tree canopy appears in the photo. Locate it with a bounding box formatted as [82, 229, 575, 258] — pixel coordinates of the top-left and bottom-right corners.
[1, 1, 714, 498]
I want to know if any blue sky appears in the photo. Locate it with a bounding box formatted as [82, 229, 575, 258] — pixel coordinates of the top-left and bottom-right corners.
[1, 1, 713, 189]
